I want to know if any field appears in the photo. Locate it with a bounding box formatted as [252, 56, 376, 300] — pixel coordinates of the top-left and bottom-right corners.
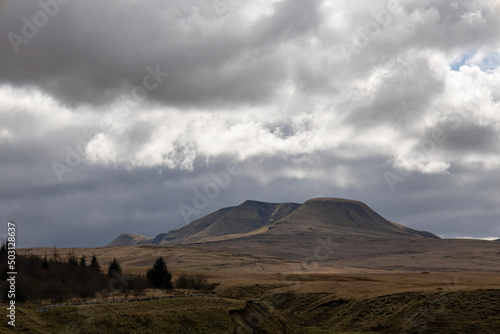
[2, 244, 500, 333]
[1, 273, 499, 333]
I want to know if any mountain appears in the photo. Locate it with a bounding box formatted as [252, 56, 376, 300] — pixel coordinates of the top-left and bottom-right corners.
[106, 233, 153, 247]
[107, 198, 439, 247]
[153, 200, 300, 245]
[266, 198, 438, 239]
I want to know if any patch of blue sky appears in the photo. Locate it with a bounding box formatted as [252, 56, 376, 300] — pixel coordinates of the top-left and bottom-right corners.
[450, 50, 500, 72]
[476, 52, 500, 72]
[450, 50, 476, 71]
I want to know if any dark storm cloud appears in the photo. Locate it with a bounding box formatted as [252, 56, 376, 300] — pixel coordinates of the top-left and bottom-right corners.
[434, 122, 499, 153]
[0, 0, 320, 108]
[0, 0, 499, 247]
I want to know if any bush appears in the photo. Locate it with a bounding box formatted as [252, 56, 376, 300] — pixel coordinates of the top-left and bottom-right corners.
[190, 274, 210, 290]
[174, 274, 190, 289]
[174, 274, 210, 290]
[146, 257, 173, 289]
[128, 275, 153, 294]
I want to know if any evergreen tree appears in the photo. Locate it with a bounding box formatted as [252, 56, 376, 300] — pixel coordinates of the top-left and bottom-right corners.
[67, 249, 78, 266]
[146, 257, 173, 289]
[89, 254, 100, 271]
[42, 253, 49, 269]
[79, 255, 87, 268]
[107, 258, 123, 277]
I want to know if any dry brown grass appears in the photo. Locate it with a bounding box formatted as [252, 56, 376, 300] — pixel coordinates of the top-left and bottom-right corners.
[6, 243, 500, 334]
[19, 244, 500, 300]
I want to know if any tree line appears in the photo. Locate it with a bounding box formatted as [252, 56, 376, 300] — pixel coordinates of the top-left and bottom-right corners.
[0, 243, 210, 303]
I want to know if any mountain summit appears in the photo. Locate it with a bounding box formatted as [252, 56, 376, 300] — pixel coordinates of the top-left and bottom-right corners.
[107, 198, 439, 247]
[266, 198, 438, 238]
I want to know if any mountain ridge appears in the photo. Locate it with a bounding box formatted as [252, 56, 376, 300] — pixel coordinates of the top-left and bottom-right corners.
[106, 198, 439, 247]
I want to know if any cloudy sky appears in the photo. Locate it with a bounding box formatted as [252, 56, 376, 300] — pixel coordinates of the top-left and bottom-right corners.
[1, 0, 499, 247]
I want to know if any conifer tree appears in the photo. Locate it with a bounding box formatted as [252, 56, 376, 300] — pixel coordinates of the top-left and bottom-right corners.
[107, 258, 123, 277]
[146, 257, 173, 289]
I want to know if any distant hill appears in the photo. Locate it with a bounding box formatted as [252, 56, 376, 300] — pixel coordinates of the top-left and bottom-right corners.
[105, 233, 153, 247]
[152, 200, 300, 245]
[107, 198, 439, 247]
[267, 198, 438, 239]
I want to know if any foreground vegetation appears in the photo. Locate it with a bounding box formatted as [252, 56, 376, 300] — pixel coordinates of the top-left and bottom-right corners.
[1, 287, 499, 333]
[1, 247, 108, 303]
[0, 246, 211, 304]
[2, 246, 499, 333]
[271, 289, 500, 333]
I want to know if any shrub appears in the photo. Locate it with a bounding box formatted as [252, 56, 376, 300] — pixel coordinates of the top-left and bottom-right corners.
[174, 274, 190, 289]
[128, 275, 153, 294]
[174, 274, 210, 290]
[190, 274, 210, 290]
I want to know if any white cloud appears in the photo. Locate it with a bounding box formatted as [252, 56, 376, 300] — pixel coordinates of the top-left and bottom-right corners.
[1, 0, 500, 245]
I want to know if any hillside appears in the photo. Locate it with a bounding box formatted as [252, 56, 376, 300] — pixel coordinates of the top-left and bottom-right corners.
[107, 198, 438, 247]
[4, 277, 500, 333]
[106, 233, 153, 247]
[267, 198, 438, 238]
[154, 200, 301, 245]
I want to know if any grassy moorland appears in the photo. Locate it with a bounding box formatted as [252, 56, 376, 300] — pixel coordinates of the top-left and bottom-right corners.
[1, 288, 499, 333]
[1, 244, 499, 333]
